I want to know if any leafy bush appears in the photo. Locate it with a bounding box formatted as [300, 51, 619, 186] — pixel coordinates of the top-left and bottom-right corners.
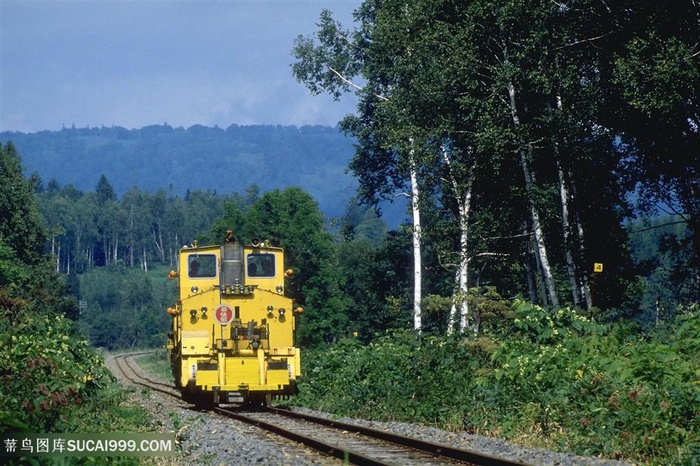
[293, 300, 700, 465]
[294, 330, 490, 425]
[0, 140, 159, 451]
[0, 308, 111, 432]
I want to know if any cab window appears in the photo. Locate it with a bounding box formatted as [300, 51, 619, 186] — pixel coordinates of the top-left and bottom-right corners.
[188, 254, 216, 278]
[246, 253, 275, 278]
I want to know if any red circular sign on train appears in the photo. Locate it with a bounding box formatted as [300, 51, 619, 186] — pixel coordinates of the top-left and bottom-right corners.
[214, 304, 234, 325]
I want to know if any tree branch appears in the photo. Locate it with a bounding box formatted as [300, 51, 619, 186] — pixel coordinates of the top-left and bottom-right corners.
[628, 219, 688, 234]
[327, 66, 389, 101]
[555, 30, 615, 50]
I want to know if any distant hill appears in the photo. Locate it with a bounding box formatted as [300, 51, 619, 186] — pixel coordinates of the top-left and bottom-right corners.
[1, 124, 376, 222]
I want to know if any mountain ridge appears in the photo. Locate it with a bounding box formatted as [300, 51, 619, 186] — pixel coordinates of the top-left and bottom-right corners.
[1, 123, 375, 222]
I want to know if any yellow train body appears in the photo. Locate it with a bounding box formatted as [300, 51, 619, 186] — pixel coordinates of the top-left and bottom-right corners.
[166, 236, 300, 406]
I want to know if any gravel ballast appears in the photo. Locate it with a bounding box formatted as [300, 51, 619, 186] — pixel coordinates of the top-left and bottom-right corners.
[105, 354, 635, 466]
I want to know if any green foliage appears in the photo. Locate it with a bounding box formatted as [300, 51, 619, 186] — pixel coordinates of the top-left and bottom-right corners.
[0, 306, 110, 432]
[78, 264, 175, 350]
[67, 382, 158, 436]
[337, 198, 388, 244]
[294, 301, 700, 465]
[0, 237, 31, 289]
[294, 0, 700, 313]
[0, 142, 46, 266]
[629, 216, 697, 323]
[2, 123, 361, 224]
[2, 7, 699, 459]
[465, 286, 514, 334]
[0, 141, 158, 451]
[134, 348, 172, 381]
[419, 295, 452, 334]
[336, 237, 410, 341]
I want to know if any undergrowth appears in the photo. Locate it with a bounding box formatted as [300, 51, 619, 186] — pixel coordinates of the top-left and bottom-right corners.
[0, 306, 165, 464]
[292, 300, 700, 466]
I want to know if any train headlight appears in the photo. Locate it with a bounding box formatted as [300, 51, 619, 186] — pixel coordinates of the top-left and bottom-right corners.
[190, 309, 197, 317]
[201, 306, 208, 315]
[191, 286, 199, 294]
[276, 285, 283, 294]
[278, 308, 286, 317]
[267, 305, 274, 317]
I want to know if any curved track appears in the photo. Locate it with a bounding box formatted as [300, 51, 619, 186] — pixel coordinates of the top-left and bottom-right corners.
[111, 352, 527, 466]
[215, 406, 527, 466]
[112, 351, 181, 399]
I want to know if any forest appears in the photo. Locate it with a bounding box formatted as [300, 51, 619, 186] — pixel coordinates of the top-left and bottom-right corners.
[0, 123, 365, 223]
[1, 136, 698, 463]
[14, 0, 694, 341]
[5, 131, 696, 349]
[1, 1, 698, 464]
[292, 0, 698, 331]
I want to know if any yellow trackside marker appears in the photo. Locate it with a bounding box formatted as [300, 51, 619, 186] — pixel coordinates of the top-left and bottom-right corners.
[593, 263, 604, 273]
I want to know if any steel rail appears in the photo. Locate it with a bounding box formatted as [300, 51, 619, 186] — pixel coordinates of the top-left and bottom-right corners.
[112, 351, 180, 398]
[214, 407, 387, 465]
[266, 406, 528, 466]
[216, 406, 529, 466]
[111, 353, 528, 466]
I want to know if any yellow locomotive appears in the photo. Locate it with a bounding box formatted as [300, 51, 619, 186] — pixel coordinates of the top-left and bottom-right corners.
[166, 232, 301, 406]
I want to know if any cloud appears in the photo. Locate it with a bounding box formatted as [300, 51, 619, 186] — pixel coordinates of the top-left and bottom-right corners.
[1, 1, 361, 132]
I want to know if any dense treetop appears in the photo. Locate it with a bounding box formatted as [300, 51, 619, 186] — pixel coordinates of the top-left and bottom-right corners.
[292, 0, 699, 324]
[0, 124, 365, 222]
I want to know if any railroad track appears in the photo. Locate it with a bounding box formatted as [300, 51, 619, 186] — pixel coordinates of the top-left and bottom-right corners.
[111, 351, 181, 398]
[215, 406, 528, 466]
[111, 352, 528, 466]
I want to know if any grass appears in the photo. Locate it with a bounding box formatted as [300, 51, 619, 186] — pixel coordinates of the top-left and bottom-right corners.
[290, 302, 700, 466]
[135, 348, 172, 381]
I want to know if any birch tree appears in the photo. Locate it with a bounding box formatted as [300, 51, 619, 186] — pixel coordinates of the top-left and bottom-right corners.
[292, 6, 426, 331]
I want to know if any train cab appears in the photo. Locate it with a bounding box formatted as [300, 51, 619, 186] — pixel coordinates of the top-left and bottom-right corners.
[167, 234, 301, 406]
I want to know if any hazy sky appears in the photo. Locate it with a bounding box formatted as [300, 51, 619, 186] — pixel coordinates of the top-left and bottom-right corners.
[1, 1, 361, 133]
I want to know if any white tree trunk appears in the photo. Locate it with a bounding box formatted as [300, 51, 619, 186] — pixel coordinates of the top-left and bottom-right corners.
[153, 223, 165, 264]
[323, 63, 424, 330]
[522, 221, 539, 302]
[448, 270, 459, 335]
[552, 95, 589, 308]
[441, 146, 475, 334]
[522, 144, 560, 307]
[578, 222, 592, 310]
[457, 196, 470, 332]
[410, 153, 422, 332]
[572, 185, 593, 310]
[555, 156, 593, 309]
[507, 75, 560, 307]
[556, 157, 581, 306]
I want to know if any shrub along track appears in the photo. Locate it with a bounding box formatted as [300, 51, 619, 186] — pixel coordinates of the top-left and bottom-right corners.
[109, 352, 633, 466]
[108, 351, 531, 465]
